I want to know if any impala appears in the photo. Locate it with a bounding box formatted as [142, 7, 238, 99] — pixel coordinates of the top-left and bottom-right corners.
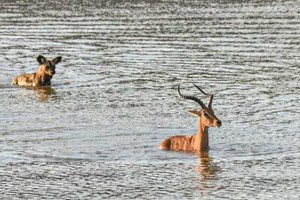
[160, 83, 222, 152]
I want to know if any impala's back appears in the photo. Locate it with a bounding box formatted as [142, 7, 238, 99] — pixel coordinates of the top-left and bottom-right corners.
[160, 135, 196, 151]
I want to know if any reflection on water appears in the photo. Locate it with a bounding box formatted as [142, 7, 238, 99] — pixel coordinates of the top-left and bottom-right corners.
[7, 85, 56, 102]
[32, 86, 56, 102]
[195, 152, 221, 180]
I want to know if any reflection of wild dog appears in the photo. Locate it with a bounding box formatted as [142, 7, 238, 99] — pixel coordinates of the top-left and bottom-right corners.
[11, 55, 62, 86]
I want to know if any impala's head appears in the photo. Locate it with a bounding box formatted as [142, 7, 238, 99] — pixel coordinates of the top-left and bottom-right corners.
[178, 83, 222, 128]
[37, 55, 62, 78]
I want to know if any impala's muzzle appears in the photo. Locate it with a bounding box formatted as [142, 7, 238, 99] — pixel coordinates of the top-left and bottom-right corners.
[216, 120, 222, 127]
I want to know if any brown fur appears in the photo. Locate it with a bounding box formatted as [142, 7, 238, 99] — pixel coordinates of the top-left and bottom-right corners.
[11, 55, 62, 87]
[160, 84, 222, 152]
[160, 108, 221, 152]
[160, 135, 196, 152]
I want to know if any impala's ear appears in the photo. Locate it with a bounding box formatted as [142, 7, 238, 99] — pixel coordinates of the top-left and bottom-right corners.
[37, 55, 47, 65]
[188, 110, 200, 117]
[52, 56, 62, 64]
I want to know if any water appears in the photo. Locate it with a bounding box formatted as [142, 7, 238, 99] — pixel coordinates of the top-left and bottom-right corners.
[0, 0, 299, 199]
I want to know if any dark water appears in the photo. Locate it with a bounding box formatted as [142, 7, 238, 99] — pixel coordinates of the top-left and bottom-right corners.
[0, 0, 299, 199]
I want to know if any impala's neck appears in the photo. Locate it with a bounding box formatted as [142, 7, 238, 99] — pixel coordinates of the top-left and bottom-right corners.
[194, 118, 209, 152]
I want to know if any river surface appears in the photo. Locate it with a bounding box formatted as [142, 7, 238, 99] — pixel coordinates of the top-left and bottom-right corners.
[0, 0, 299, 199]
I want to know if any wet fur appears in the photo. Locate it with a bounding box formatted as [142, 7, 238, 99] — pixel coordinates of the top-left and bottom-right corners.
[11, 72, 51, 87]
[11, 55, 62, 87]
[160, 135, 196, 152]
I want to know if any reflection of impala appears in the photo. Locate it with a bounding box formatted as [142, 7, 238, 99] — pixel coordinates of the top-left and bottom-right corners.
[160, 83, 222, 152]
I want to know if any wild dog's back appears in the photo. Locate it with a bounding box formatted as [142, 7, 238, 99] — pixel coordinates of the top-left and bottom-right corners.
[11, 73, 37, 86]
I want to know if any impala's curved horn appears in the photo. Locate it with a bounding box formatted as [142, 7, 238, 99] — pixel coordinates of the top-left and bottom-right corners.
[178, 84, 206, 109]
[193, 83, 214, 108]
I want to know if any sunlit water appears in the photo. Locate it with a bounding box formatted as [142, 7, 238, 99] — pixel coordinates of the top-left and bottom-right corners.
[0, 0, 299, 199]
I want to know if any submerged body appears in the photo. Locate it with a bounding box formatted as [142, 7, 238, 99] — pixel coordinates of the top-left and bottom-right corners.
[12, 72, 52, 86]
[11, 55, 62, 87]
[160, 135, 196, 152]
[160, 118, 211, 152]
[160, 133, 209, 152]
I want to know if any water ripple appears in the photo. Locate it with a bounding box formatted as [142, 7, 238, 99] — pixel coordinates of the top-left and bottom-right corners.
[0, 0, 299, 199]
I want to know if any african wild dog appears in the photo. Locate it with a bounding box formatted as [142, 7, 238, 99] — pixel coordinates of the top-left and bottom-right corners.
[11, 55, 62, 86]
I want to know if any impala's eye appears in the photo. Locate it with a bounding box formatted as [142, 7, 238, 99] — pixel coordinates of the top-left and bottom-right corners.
[204, 112, 210, 118]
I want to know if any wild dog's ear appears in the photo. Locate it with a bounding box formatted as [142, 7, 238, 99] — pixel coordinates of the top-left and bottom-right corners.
[52, 56, 62, 64]
[37, 55, 47, 64]
[188, 110, 200, 117]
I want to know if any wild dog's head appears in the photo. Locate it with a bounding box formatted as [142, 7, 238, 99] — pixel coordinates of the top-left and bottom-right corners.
[37, 55, 62, 79]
